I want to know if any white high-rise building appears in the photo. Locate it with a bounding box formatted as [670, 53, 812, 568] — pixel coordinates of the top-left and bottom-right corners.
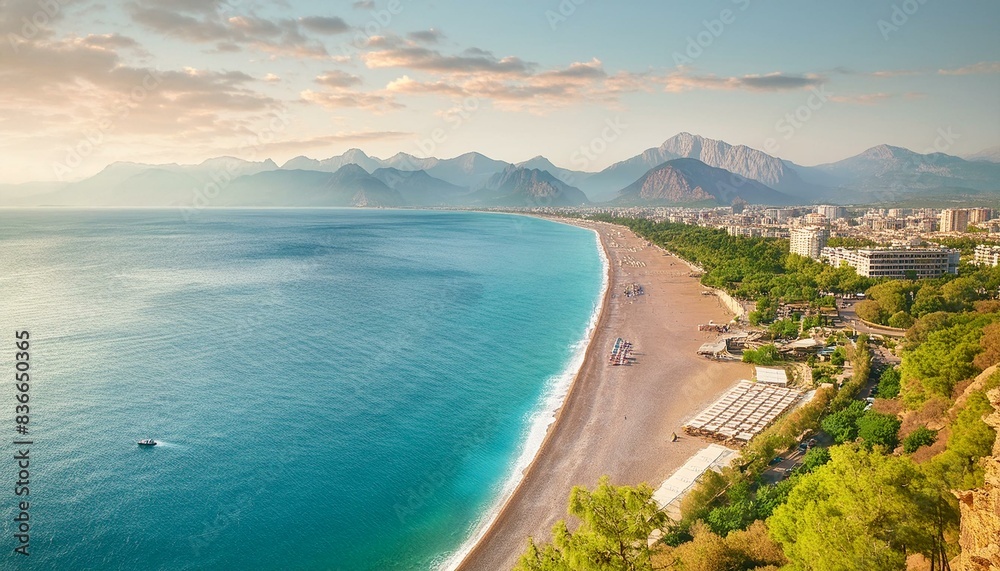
[939, 209, 969, 233]
[816, 205, 847, 221]
[969, 208, 993, 225]
[790, 226, 829, 259]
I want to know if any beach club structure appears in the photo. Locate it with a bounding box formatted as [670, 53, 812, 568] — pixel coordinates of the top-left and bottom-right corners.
[683, 380, 802, 444]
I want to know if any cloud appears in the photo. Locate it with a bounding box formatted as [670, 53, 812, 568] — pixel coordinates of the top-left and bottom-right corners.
[0, 20, 285, 163]
[363, 45, 534, 75]
[315, 70, 363, 88]
[299, 16, 351, 35]
[125, 1, 343, 58]
[661, 70, 826, 93]
[300, 89, 401, 112]
[407, 29, 445, 44]
[386, 75, 466, 96]
[938, 61, 1000, 76]
[866, 62, 1000, 78]
[353, 35, 828, 113]
[829, 92, 893, 105]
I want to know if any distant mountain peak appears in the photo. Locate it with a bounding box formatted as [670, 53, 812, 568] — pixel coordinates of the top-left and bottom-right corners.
[475, 165, 588, 206]
[859, 144, 911, 160]
[613, 158, 790, 206]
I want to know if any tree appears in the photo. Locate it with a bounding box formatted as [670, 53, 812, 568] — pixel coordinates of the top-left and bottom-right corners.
[768, 445, 935, 571]
[887, 311, 915, 329]
[662, 520, 786, 571]
[973, 321, 1000, 370]
[821, 400, 866, 443]
[854, 299, 887, 324]
[742, 344, 780, 366]
[830, 346, 847, 367]
[800, 446, 831, 472]
[515, 476, 667, 571]
[875, 367, 901, 399]
[903, 427, 937, 454]
[768, 318, 800, 339]
[856, 411, 901, 450]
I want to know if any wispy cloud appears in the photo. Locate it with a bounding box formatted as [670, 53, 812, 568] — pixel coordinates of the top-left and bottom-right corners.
[407, 29, 445, 44]
[938, 61, 1000, 75]
[660, 70, 826, 93]
[829, 92, 893, 105]
[867, 61, 1000, 77]
[363, 45, 534, 74]
[125, 1, 348, 58]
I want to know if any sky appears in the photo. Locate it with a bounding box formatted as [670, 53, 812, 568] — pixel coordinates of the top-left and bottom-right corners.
[1, 0, 998, 183]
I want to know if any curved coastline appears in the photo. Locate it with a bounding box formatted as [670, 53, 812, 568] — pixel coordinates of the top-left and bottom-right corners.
[453, 217, 750, 571]
[439, 220, 611, 571]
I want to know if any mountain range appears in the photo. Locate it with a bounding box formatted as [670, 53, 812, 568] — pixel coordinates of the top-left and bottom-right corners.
[4, 134, 999, 208]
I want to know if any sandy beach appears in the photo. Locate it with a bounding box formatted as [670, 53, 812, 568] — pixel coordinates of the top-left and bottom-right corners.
[455, 219, 751, 571]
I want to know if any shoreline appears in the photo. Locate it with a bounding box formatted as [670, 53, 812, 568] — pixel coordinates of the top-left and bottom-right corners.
[440, 221, 612, 571]
[455, 217, 751, 570]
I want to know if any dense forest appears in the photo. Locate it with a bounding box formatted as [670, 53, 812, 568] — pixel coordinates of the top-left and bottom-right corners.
[515, 217, 999, 571]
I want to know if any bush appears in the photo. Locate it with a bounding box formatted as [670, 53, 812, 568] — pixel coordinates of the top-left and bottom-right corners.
[855, 300, 887, 324]
[743, 344, 780, 366]
[903, 426, 937, 454]
[768, 318, 800, 339]
[821, 401, 866, 443]
[857, 411, 901, 450]
[888, 311, 915, 329]
[801, 446, 832, 472]
[876, 367, 901, 399]
[830, 347, 847, 366]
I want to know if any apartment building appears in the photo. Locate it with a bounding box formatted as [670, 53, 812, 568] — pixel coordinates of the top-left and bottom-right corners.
[821, 246, 960, 278]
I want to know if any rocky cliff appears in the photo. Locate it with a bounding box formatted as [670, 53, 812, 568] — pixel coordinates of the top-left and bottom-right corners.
[953, 387, 1000, 570]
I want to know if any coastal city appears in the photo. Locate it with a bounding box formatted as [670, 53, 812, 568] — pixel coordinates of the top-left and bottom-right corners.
[492, 205, 999, 275]
[3, 0, 998, 570]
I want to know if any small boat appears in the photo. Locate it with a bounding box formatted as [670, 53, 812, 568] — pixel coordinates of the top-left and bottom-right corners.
[137, 439, 157, 446]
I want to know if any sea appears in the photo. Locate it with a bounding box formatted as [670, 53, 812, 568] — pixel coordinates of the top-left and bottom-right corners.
[0, 208, 606, 570]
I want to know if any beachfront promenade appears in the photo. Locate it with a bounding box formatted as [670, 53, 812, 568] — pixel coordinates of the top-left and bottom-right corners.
[456, 220, 750, 571]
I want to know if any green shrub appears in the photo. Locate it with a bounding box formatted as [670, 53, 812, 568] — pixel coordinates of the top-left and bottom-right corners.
[876, 367, 901, 399]
[857, 411, 901, 450]
[903, 427, 937, 454]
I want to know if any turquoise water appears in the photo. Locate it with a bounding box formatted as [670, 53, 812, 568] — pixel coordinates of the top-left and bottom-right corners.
[0, 209, 604, 570]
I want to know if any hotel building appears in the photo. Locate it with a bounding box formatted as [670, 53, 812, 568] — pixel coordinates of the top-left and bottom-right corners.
[821, 246, 960, 278]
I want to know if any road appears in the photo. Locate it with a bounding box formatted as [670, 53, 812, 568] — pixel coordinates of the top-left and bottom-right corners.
[836, 299, 908, 338]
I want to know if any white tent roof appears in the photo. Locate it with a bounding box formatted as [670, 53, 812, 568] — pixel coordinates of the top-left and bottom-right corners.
[756, 367, 788, 385]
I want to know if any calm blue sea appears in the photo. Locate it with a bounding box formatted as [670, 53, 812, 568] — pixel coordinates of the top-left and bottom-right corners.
[0, 209, 604, 570]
